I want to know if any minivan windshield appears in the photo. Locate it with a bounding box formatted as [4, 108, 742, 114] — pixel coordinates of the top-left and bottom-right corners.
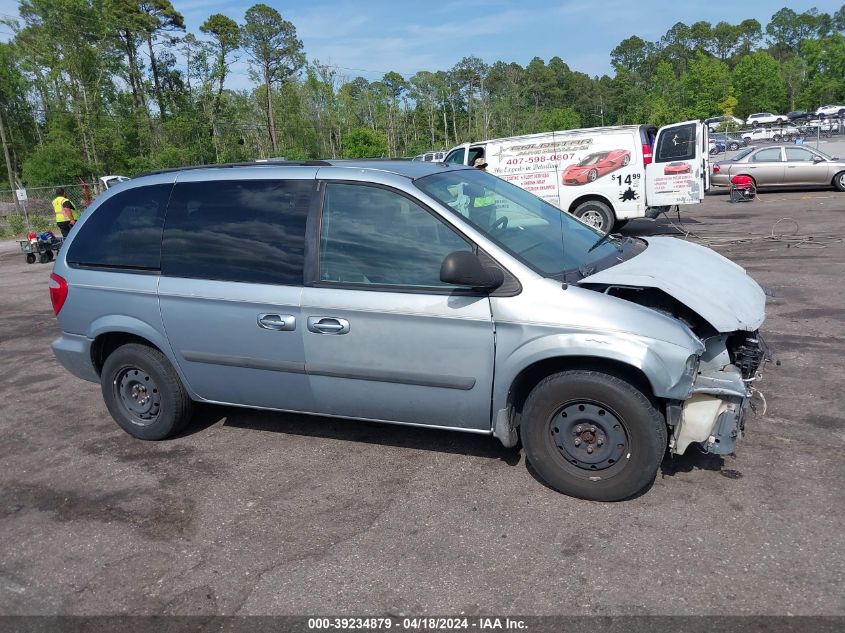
[415, 169, 629, 279]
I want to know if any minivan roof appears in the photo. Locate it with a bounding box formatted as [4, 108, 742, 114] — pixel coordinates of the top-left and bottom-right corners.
[141, 159, 458, 180]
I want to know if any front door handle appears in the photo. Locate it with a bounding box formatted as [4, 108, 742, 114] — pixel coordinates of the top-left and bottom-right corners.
[307, 316, 350, 335]
[257, 313, 296, 331]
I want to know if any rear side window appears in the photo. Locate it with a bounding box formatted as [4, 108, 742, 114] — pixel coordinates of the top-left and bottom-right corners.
[162, 179, 311, 285]
[66, 184, 171, 270]
[752, 148, 782, 162]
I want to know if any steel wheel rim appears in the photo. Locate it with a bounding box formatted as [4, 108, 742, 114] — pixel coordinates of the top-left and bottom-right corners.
[580, 209, 605, 229]
[548, 400, 630, 479]
[114, 366, 161, 426]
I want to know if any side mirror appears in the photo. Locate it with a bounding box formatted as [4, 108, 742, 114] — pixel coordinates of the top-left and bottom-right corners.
[440, 251, 504, 290]
[813, 156, 825, 163]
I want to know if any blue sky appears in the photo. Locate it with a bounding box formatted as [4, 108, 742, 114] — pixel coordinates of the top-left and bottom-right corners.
[1, 0, 843, 88]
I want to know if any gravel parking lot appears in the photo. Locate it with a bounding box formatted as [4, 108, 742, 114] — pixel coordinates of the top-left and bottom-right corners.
[1, 189, 843, 616]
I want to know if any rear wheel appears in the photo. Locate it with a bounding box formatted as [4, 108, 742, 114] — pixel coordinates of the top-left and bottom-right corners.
[26, 253, 36, 264]
[587, 169, 598, 182]
[521, 370, 667, 501]
[572, 200, 615, 233]
[101, 343, 193, 440]
[834, 171, 845, 192]
[728, 142, 740, 151]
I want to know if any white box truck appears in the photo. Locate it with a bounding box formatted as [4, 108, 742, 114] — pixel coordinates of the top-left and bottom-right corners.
[444, 121, 710, 232]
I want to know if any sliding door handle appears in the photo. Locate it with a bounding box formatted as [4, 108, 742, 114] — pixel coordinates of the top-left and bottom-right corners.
[307, 316, 350, 335]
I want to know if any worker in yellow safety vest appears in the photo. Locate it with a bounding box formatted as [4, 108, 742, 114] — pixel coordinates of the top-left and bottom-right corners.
[471, 157, 497, 227]
[53, 188, 78, 237]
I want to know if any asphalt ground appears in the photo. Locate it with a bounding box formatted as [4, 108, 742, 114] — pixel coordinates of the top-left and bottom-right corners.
[0, 188, 843, 617]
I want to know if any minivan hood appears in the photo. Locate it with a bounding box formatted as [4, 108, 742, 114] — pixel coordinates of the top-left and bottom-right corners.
[579, 236, 765, 332]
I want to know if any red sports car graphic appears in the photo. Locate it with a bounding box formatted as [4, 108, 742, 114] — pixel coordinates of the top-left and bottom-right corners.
[664, 162, 691, 175]
[562, 149, 631, 186]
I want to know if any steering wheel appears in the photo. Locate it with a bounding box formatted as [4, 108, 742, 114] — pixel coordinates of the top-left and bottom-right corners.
[491, 215, 508, 234]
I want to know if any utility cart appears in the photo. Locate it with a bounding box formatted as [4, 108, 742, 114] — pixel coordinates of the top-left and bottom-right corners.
[18, 232, 63, 264]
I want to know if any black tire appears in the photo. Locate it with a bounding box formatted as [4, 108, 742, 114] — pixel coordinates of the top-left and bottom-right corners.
[834, 171, 845, 192]
[752, 121, 759, 127]
[728, 142, 740, 151]
[101, 343, 193, 440]
[26, 253, 36, 264]
[572, 199, 615, 233]
[39, 252, 50, 264]
[521, 370, 667, 501]
[772, 134, 782, 142]
[613, 219, 630, 231]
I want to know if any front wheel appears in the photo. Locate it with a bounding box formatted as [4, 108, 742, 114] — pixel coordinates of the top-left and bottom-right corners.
[834, 171, 845, 192]
[521, 370, 667, 501]
[729, 142, 740, 151]
[572, 200, 615, 233]
[101, 343, 193, 440]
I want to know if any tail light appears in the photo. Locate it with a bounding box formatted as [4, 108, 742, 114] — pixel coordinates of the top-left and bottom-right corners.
[49, 273, 68, 315]
[642, 144, 652, 165]
[713, 163, 721, 173]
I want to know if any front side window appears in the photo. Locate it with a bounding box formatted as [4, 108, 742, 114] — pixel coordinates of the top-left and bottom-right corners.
[162, 179, 311, 285]
[66, 184, 171, 270]
[415, 169, 624, 279]
[445, 148, 465, 165]
[752, 148, 783, 162]
[785, 147, 816, 162]
[654, 123, 697, 163]
[318, 183, 472, 289]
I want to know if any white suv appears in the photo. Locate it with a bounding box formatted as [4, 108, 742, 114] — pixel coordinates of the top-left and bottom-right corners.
[745, 113, 788, 127]
[815, 105, 845, 118]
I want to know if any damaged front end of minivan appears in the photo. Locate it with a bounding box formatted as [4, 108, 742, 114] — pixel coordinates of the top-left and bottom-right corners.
[580, 236, 768, 457]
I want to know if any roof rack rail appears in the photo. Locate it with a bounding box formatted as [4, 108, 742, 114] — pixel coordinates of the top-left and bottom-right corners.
[140, 159, 332, 177]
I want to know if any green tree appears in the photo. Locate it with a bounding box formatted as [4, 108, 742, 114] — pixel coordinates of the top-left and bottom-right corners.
[682, 52, 732, 119]
[342, 127, 387, 158]
[539, 107, 581, 132]
[733, 51, 787, 116]
[241, 3, 305, 153]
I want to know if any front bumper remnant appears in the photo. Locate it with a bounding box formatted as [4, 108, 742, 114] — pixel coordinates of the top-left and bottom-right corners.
[670, 366, 749, 455]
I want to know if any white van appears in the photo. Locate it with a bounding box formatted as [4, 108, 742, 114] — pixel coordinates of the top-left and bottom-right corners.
[445, 122, 710, 232]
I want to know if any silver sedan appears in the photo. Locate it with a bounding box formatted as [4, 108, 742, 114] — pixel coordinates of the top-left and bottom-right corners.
[711, 145, 845, 191]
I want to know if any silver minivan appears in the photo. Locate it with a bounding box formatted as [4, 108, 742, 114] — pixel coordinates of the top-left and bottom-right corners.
[50, 160, 766, 501]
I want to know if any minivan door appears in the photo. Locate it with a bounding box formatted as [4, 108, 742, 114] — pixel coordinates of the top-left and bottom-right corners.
[158, 169, 317, 412]
[301, 178, 496, 431]
[645, 120, 708, 206]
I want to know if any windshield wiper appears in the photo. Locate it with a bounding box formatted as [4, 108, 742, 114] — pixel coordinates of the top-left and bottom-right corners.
[587, 230, 623, 253]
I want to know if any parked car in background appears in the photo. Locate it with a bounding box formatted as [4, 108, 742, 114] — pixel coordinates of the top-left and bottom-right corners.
[710, 132, 744, 151]
[100, 175, 130, 190]
[412, 151, 446, 162]
[741, 126, 801, 143]
[711, 144, 845, 190]
[746, 113, 788, 127]
[786, 111, 815, 122]
[815, 105, 845, 118]
[708, 138, 726, 154]
[704, 115, 743, 131]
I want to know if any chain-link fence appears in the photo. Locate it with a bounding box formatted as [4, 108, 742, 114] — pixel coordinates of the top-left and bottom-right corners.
[0, 182, 98, 239]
